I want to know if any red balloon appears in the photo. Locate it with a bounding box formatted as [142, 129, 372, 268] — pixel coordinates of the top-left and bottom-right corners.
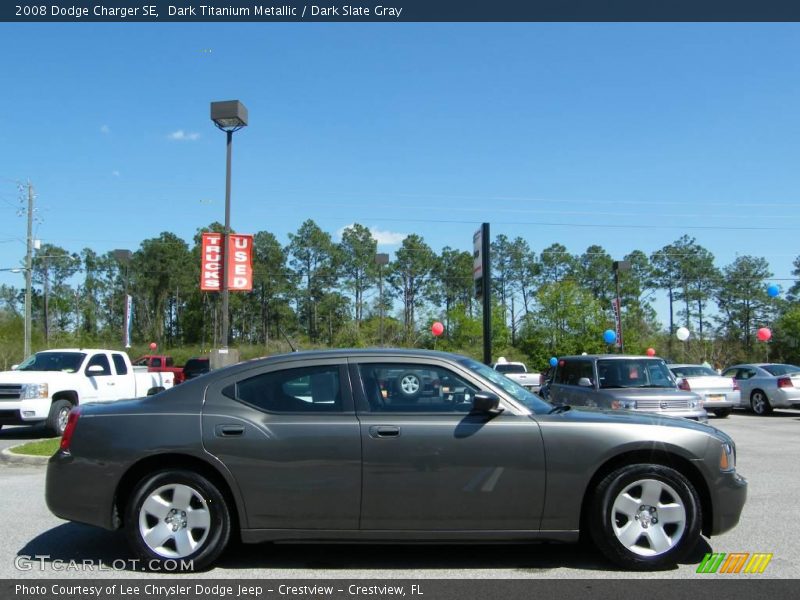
[431, 322, 444, 337]
[149, 342, 157, 350]
[646, 348, 656, 357]
[757, 327, 772, 342]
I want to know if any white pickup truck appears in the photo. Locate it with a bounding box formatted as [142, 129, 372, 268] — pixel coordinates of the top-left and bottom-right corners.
[492, 357, 542, 394]
[0, 348, 175, 436]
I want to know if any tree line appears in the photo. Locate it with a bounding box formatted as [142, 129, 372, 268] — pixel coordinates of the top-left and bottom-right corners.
[1, 221, 798, 371]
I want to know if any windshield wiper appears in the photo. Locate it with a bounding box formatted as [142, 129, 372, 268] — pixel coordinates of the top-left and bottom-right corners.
[549, 404, 572, 414]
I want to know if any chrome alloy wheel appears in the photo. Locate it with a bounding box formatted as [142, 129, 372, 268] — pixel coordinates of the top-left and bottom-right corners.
[400, 374, 421, 395]
[138, 483, 211, 558]
[610, 478, 687, 557]
[57, 406, 70, 434]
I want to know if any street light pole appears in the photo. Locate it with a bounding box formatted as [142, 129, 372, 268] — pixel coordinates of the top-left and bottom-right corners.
[375, 253, 389, 345]
[211, 100, 248, 365]
[24, 183, 33, 358]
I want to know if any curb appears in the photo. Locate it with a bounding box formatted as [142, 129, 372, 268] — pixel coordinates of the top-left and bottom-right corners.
[0, 445, 50, 466]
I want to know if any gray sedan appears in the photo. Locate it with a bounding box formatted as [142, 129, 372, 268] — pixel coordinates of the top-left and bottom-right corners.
[722, 363, 800, 415]
[46, 349, 746, 572]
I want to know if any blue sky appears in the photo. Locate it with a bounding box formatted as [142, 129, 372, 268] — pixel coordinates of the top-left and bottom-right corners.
[1, 23, 799, 308]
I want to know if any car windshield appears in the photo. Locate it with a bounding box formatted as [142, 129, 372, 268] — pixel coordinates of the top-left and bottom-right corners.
[494, 363, 526, 374]
[598, 359, 676, 389]
[670, 366, 718, 378]
[459, 357, 552, 414]
[763, 364, 800, 376]
[16, 351, 86, 373]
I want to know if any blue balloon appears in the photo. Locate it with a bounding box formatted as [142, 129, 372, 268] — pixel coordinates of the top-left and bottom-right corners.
[549, 357, 558, 367]
[603, 329, 617, 344]
[767, 284, 780, 298]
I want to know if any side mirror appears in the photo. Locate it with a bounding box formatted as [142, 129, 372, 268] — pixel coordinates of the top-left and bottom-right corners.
[86, 365, 105, 375]
[471, 391, 503, 415]
[578, 377, 593, 387]
[10, 364, 18, 370]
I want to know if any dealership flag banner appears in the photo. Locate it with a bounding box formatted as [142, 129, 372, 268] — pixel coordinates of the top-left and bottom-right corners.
[123, 294, 133, 348]
[201, 232, 253, 292]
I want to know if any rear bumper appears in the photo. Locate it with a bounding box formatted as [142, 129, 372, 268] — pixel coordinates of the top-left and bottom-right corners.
[46, 450, 117, 530]
[770, 389, 800, 408]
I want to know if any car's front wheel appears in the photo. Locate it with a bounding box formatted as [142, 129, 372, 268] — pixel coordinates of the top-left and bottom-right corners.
[46, 400, 72, 437]
[125, 470, 231, 571]
[588, 464, 701, 570]
[750, 390, 773, 416]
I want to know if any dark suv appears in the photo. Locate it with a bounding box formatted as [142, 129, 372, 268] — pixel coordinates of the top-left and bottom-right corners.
[182, 357, 210, 381]
[548, 355, 707, 421]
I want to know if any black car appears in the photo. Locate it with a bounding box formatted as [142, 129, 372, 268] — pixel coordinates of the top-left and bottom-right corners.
[182, 357, 210, 380]
[47, 349, 746, 571]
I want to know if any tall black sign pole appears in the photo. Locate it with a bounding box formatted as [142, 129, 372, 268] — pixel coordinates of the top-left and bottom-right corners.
[482, 223, 492, 365]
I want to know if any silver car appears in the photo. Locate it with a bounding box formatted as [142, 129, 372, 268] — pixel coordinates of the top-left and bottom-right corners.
[721, 363, 800, 415]
[549, 355, 707, 421]
[668, 364, 740, 418]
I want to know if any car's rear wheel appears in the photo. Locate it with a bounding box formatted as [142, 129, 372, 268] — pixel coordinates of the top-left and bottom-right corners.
[713, 408, 732, 418]
[125, 470, 231, 571]
[589, 464, 701, 570]
[46, 400, 72, 437]
[750, 390, 773, 416]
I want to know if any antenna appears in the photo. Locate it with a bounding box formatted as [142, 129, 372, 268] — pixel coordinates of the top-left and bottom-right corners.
[278, 327, 298, 353]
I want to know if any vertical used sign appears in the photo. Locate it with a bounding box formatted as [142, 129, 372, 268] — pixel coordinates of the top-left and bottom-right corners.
[611, 298, 623, 348]
[201, 232, 253, 291]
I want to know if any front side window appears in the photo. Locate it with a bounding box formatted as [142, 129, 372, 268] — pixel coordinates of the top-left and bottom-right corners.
[458, 357, 553, 414]
[358, 363, 478, 413]
[225, 365, 343, 413]
[555, 360, 593, 386]
[86, 354, 112, 377]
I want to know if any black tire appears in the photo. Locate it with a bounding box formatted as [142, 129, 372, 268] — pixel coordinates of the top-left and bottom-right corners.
[588, 464, 702, 570]
[125, 469, 231, 572]
[395, 371, 422, 400]
[713, 409, 732, 418]
[750, 390, 773, 416]
[46, 400, 72, 437]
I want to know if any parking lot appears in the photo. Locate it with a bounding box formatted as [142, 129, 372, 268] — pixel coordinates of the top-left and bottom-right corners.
[1, 410, 799, 579]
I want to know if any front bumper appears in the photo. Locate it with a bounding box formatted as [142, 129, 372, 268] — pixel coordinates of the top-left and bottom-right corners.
[711, 471, 748, 536]
[634, 407, 709, 422]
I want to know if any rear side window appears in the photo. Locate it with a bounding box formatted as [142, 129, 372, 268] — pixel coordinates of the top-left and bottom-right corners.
[223, 365, 343, 413]
[555, 360, 593, 386]
[85, 354, 112, 377]
[111, 354, 128, 375]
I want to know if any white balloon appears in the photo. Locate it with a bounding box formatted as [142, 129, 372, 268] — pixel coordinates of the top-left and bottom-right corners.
[676, 326, 691, 341]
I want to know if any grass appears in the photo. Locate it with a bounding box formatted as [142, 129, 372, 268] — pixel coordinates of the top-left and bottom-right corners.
[10, 438, 60, 456]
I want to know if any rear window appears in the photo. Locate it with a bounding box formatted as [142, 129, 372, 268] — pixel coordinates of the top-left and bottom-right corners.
[670, 366, 717, 378]
[494, 363, 526, 374]
[763, 364, 800, 376]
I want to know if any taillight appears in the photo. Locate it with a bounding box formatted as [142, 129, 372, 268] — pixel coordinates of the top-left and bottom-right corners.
[732, 378, 740, 391]
[678, 378, 691, 391]
[60, 406, 81, 452]
[778, 377, 794, 389]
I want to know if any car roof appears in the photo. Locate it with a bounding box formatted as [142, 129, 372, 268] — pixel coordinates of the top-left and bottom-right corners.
[558, 354, 663, 360]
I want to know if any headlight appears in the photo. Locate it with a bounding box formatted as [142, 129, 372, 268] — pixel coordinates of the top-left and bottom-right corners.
[20, 383, 48, 399]
[611, 399, 637, 410]
[720, 441, 736, 472]
[688, 397, 702, 409]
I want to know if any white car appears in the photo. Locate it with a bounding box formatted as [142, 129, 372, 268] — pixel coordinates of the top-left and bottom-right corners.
[721, 363, 800, 416]
[668, 364, 740, 418]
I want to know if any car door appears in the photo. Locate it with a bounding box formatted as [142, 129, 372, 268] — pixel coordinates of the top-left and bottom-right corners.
[110, 352, 136, 399]
[82, 352, 115, 403]
[724, 367, 756, 406]
[352, 359, 547, 531]
[202, 358, 361, 530]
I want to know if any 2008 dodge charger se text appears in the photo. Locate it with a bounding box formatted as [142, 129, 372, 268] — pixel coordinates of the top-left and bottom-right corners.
[46, 349, 747, 571]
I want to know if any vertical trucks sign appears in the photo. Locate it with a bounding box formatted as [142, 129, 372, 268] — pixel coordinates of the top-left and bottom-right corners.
[201, 232, 254, 291]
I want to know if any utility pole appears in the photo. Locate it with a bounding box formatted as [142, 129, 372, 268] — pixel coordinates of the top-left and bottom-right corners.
[24, 182, 33, 358]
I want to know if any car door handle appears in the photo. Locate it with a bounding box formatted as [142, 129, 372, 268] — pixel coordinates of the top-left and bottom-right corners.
[369, 425, 400, 438]
[215, 424, 245, 437]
